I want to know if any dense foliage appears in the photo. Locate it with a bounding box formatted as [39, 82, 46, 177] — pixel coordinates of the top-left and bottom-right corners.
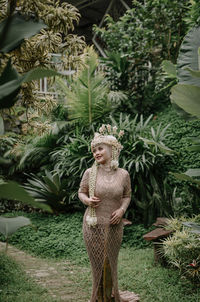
[94, 0, 190, 114]
[0, 0, 86, 135]
[148, 106, 200, 217]
[2, 112, 175, 225]
[162, 215, 200, 284]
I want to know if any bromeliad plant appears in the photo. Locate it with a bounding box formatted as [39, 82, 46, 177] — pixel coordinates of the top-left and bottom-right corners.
[23, 170, 74, 213]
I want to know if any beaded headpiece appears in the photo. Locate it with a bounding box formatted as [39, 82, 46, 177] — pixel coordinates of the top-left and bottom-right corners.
[91, 124, 124, 170]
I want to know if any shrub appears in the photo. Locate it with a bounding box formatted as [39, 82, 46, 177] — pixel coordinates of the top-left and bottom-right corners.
[94, 0, 189, 114]
[162, 215, 200, 283]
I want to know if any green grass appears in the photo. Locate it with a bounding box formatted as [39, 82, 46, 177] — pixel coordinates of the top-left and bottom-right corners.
[0, 212, 152, 265]
[1, 211, 200, 301]
[118, 247, 200, 302]
[0, 252, 55, 302]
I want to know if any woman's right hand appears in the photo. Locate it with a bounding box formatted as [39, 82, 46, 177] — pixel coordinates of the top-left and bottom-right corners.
[87, 196, 101, 208]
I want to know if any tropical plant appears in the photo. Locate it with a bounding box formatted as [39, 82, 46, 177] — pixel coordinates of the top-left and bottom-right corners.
[185, 0, 200, 28]
[23, 170, 75, 213]
[0, 216, 32, 252]
[168, 26, 200, 194]
[0, 0, 58, 213]
[100, 51, 131, 91]
[0, 179, 52, 211]
[162, 215, 200, 283]
[0, 0, 85, 107]
[94, 0, 189, 113]
[110, 113, 174, 226]
[56, 47, 126, 125]
[6, 132, 59, 175]
[51, 129, 94, 203]
[170, 26, 200, 118]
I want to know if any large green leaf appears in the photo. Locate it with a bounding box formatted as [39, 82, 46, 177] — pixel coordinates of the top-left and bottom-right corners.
[0, 115, 4, 135]
[188, 136, 200, 151]
[170, 84, 200, 118]
[170, 172, 200, 186]
[162, 60, 177, 78]
[0, 181, 52, 212]
[0, 65, 62, 109]
[184, 168, 200, 177]
[177, 26, 200, 87]
[139, 137, 174, 155]
[182, 222, 200, 234]
[0, 59, 21, 109]
[0, 216, 31, 238]
[0, 13, 47, 53]
[185, 67, 200, 78]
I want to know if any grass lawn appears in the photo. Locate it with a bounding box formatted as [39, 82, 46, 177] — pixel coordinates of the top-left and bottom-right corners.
[118, 248, 200, 302]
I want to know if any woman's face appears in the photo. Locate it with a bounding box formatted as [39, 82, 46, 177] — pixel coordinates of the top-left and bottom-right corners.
[92, 143, 112, 165]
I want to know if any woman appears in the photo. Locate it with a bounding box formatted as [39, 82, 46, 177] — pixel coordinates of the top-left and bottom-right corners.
[78, 124, 132, 302]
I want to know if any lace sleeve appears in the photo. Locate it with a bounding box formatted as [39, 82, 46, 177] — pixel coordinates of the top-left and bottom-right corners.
[123, 171, 131, 198]
[78, 169, 90, 195]
[121, 171, 131, 212]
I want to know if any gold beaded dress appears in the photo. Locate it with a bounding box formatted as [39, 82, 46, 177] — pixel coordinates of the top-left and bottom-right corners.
[79, 166, 131, 302]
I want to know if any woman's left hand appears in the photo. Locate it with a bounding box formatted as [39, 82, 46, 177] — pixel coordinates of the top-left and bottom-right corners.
[110, 208, 124, 225]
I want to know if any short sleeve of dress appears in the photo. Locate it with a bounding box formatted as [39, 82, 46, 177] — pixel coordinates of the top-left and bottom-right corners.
[78, 169, 90, 195]
[123, 171, 132, 198]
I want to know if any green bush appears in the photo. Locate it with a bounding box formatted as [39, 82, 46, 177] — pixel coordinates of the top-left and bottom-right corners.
[162, 215, 200, 283]
[94, 0, 189, 114]
[147, 106, 200, 215]
[0, 212, 152, 265]
[149, 106, 200, 173]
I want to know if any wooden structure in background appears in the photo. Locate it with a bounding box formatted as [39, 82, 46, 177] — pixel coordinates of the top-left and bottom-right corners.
[62, 0, 133, 56]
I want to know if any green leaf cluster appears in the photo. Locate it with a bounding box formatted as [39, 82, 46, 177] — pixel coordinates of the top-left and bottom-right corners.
[57, 47, 126, 125]
[23, 171, 74, 213]
[94, 0, 190, 114]
[162, 215, 200, 283]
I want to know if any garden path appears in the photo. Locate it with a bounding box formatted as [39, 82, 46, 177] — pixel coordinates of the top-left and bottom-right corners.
[0, 242, 140, 302]
[0, 242, 90, 302]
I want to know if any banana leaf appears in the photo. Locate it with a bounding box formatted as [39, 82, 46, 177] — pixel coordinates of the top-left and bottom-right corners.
[170, 84, 200, 118]
[177, 26, 200, 87]
[0, 216, 31, 238]
[0, 13, 47, 53]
